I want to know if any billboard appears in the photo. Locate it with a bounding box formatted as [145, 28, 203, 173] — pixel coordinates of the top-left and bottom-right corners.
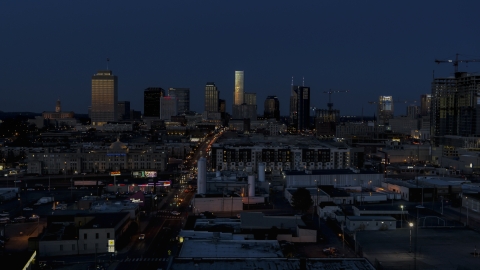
[145, 171, 157, 178]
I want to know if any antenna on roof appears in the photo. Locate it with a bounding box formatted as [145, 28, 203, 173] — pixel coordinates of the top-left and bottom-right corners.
[302, 76, 305, 86]
[291, 76, 293, 86]
[107, 58, 110, 70]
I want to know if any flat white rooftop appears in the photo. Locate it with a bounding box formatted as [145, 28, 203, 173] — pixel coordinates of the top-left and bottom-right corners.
[178, 240, 282, 258]
[171, 258, 375, 270]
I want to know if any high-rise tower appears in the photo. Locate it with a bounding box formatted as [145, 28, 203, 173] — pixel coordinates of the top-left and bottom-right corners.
[204, 82, 219, 112]
[233, 71, 244, 106]
[377, 96, 394, 124]
[91, 70, 118, 126]
[55, 99, 61, 113]
[144, 87, 165, 118]
[264, 96, 280, 120]
[420, 94, 431, 117]
[168, 88, 190, 114]
[290, 85, 310, 130]
[431, 72, 480, 139]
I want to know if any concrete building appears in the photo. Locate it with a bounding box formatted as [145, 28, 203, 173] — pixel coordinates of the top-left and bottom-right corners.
[26, 139, 168, 175]
[210, 134, 352, 173]
[283, 169, 384, 189]
[91, 70, 118, 126]
[345, 216, 396, 231]
[30, 212, 130, 257]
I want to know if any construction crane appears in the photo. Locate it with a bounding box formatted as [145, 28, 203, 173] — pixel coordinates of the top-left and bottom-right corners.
[435, 53, 480, 73]
[323, 90, 349, 111]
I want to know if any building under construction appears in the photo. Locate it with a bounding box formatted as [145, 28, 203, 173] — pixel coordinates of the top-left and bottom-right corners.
[431, 72, 480, 143]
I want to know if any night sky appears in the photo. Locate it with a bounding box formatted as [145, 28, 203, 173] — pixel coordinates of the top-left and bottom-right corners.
[1, 1, 480, 117]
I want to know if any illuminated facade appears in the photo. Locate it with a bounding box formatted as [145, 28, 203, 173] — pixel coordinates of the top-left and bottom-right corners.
[42, 99, 74, 119]
[233, 71, 244, 106]
[204, 82, 219, 112]
[91, 70, 118, 126]
[244, 92, 256, 106]
[377, 96, 394, 124]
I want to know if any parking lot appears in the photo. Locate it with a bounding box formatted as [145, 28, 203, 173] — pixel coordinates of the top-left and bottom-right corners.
[357, 228, 480, 270]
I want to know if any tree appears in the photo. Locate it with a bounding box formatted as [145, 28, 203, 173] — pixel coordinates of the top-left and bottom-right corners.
[291, 187, 313, 213]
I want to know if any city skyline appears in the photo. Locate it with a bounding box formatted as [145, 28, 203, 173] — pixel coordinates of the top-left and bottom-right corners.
[1, 1, 480, 116]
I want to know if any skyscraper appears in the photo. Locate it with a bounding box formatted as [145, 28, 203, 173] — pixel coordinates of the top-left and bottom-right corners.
[233, 71, 244, 106]
[204, 82, 219, 112]
[144, 87, 165, 118]
[431, 72, 480, 139]
[160, 96, 177, 120]
[264, 96, 280, 120]
[289, 86, 310, 130]
[377, 96, 394, 124]
[117, 101, 130, 120]
[168, 88, 190, 114]
[91, 70, 118, 126]
[420, 94, 431, 117]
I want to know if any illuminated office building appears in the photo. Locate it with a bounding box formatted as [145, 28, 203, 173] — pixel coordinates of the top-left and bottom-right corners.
[377, 96, 394, 124]
[204, 82, 219, 112]
[91, 70, 118, 126]
[233, 71, 244, 106]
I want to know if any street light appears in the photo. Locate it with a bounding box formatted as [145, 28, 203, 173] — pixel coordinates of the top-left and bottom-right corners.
[409, 222, 413, 253]
[400, 205, 404, 228]
[466, 196, 469, 227]
[414, 205, 425, 270]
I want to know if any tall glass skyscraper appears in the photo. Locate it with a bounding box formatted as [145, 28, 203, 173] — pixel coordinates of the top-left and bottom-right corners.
[204, 82, 219, 112]
[233, 71, 244, 105]
[290, 86, 310, 130]
[264, 96, 280, 120]
[91, 70, 118, 126]
[144, 87, 165, 118]
[168, 88, 190, 114]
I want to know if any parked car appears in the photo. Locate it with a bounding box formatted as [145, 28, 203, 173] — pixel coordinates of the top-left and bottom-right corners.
[138, 234, 145, 240]
[23, 207, 33, 211]
[171, 211, 181, 216]
[322, 247, 339, 256]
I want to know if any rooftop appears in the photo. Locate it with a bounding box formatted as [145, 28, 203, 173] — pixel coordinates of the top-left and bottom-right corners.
[171, 258, 375, 270]
[178, 240, 283, 258]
